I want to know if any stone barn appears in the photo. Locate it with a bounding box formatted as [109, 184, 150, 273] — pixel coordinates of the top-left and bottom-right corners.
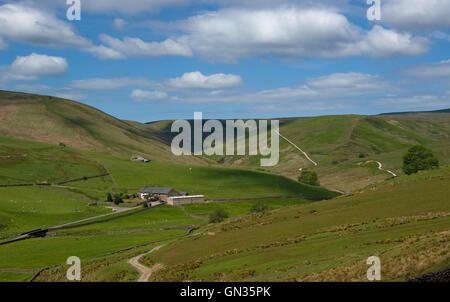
[167, 195, 206, 206]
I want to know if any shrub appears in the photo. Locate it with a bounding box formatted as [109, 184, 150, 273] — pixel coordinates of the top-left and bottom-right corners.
[209, 208, 229, 223]
[358, 153, 366, 158]
[298, 169, 320, 186]
[250, 202, 268, 214]
[403, 145, 439, 175]
[113, 194, 123, 205]
[107, 193, 113, 202]
[143, 202, 149, 208]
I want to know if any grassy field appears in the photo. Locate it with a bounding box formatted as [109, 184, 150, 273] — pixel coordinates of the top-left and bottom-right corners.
[87, 152, 338, 200]
[0, 186, 109, 239]
[0, 229, 186, 270]
[0, 136, 105, 185]
[183, 198, 310, 217]
[57, 205, 204, 236]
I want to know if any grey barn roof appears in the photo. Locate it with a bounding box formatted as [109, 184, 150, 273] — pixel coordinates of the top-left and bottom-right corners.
[139, 187, 175, 195]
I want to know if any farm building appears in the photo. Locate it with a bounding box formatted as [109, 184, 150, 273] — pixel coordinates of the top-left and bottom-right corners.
[167, 195, 206, 206]
[131, 155, 151, 163]
[138, 187, 181, 202]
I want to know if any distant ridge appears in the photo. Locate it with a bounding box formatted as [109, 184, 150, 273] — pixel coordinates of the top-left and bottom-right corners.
[378, 108, 450, 115]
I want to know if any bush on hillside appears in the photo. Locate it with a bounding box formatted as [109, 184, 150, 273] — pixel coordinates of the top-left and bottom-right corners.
[250, 202, 268, 214]
[107, 193, 113, 202]
[209, 208, 229, 223]
[403, 145, 439, 175]
[298, 169, 320, 186]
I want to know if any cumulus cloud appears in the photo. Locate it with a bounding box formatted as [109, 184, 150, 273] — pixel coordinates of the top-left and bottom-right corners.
[10, 53, 68, 77]
[176, 7, 362, 62]
[382, 0, 450, 31]
[130, 89, 168, 101]
[166, 71, 243, 89]
[68, 77, 155, 90]
[352, 25, 429, 58]
[101, 7, 428, 62]
[99, 34, 193, 57]
[0, 3, 89, 48]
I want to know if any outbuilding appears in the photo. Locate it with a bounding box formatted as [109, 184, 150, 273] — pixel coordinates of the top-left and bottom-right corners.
[167, 195, 206, 206]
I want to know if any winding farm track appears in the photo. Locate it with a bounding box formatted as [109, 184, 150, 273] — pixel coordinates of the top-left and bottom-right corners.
[127, 245, 165, 282]
[359, 160, 397, 177]
[275, 130, 318, 166]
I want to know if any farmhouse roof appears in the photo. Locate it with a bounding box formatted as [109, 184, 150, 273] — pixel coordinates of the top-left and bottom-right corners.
[139, 187, 175, 194]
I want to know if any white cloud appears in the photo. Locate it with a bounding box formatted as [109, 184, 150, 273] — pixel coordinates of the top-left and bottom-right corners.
[68, 77, 155, 90]
[162, 72, 390, 104]
[87, 45, 126, 60]
[382, 0, 450, 31]
[176, 7, 362, 62]
[376, 95, 450, 110]
[130, 89, 168, 101]
[99, 34, 193, 57]
[306, 72, 388, 92]
[166, 71, 243, 89]
[10, 53, 68, 78]
[108, 7, 428, 62]
[352, 25, 429, 58]
[0, 3, 89, 48]
[402, 59, 450, 78]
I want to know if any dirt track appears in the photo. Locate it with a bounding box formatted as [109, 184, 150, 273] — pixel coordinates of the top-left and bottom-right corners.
[127, 245, 165, 282]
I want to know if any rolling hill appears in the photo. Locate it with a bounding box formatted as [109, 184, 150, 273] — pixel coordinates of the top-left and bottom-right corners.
[0, 90, 208, 165]
[145, 113, 450, 192]
[1, 89, 449, 193]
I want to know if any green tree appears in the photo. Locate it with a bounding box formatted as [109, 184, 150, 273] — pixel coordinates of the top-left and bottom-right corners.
[298, 169, 320, 186]
[403, 145, 439, 175]
[209, 208, 229, 223]
[107, 193, 113, 202]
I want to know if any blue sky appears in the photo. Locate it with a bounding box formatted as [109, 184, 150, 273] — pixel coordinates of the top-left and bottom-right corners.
[0, 0, 449, 122]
